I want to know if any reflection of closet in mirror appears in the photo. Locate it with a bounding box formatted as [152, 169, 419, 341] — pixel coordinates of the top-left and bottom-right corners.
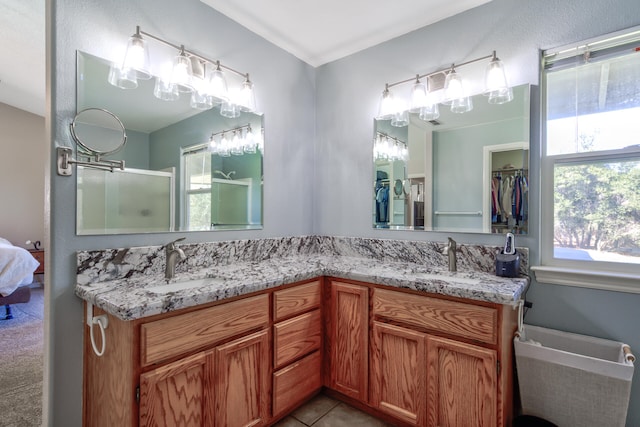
[482, 143, 529, 234]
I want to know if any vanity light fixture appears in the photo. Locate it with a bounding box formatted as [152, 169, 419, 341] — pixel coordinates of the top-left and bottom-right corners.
[110, 26, 257, 116]
[374, 131, 408, 162]
[208, 123, 263, 157]
[376, 51, 512, 123]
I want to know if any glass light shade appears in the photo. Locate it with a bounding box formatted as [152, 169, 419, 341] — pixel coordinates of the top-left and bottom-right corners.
[237, 78, 256, 112]
[190, 89, 213, 110]
[244, 128, 257, 153]
[208, 68, 228, 103]
[190, 61, 213, 110]
[410, 80, 428, 112]
[220, 99, 240, 118]
[122, 33, 151, 80]
[443, 70, 465, 105]
[170, 51, 194, 93]
[218, 134, 231, 157]
[484, 56, 509, 94]
[377, 88, 395, 120]
[108, 64, 138, 89]
[418, 103, 440, 121]
[450, 95, 473, 113]
[153, 76, 179, 101]
[391, 109, 409, 127]
[230, 132, 244, 155]
[209, 136, 219, 155]
[488, 87, 514, 104]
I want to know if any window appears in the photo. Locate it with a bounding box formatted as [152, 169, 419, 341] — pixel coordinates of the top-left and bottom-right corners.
[183, 146, 211, 230]
[536, 27, 640, 291]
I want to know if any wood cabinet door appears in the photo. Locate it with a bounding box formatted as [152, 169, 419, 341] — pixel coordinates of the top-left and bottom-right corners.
[426, 336, 497, 427]
[371, 321, 427, 426]
[214, 329, 270, 427]
[329, 281, 369, 401]
[139, 351, 213, 427]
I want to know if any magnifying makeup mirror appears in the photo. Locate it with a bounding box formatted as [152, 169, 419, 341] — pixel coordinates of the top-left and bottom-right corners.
[57, 108, 128, 176]
[70, 108, 127, 158]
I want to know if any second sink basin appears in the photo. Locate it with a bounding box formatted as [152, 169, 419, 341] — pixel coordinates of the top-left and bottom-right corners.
[145, 277, 225, 294]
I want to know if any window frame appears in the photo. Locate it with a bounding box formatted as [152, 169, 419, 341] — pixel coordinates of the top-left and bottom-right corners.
[181, 144, 212, 231]
[535, 27, 640, 293]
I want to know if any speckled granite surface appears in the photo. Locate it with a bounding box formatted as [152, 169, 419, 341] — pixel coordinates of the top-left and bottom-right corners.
[75, 236, 529, 320]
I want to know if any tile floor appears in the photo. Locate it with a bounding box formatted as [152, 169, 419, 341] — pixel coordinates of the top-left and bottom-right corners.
[273, 393, 393, 427]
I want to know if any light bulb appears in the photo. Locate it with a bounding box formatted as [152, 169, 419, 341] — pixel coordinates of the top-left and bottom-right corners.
[377, 86, 395, 120]
[108, 63, 138, 89]
[237, 77, 256, 112]
[443, 69, 464, 104]
[170, 48, 194, 93]
[208, 64, 228, 103]
[218, 134, 231, 157]
[122, 27, 151, 80]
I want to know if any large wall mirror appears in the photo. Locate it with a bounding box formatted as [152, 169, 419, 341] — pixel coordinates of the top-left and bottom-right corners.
[76, 51, 263, 235]
[373, 84, 530, 234]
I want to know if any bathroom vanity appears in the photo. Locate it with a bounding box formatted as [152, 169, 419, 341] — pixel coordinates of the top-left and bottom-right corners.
[77, 237, 527, 427]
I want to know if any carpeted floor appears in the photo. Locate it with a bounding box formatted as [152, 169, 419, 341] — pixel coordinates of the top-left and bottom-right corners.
[0, 285, 44, 427]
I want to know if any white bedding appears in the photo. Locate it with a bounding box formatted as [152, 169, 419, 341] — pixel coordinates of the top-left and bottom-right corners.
[0, 238, 40, 297]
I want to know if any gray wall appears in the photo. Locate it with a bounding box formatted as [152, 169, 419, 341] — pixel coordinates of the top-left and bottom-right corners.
[48, 0, 315, 424]
[315, 0, 640, 424]
[0, 103, 45, 248]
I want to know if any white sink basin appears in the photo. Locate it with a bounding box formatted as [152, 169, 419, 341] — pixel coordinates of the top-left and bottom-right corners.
[412, 272, 482, 286]
[145, 277, 224, 294]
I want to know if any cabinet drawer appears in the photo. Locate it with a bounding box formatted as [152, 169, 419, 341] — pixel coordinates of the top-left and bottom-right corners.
[372, 288, 497, 345]
[274, 309, 321, 369]
[273, 280, 321, 321]
[273, 351, 322, 417]
[141, 294, 269, 366]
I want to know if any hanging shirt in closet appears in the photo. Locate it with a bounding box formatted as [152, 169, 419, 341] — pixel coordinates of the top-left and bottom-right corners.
[376, 186, 389, 223]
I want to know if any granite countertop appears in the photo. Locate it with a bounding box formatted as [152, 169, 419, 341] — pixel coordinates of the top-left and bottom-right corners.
[75, 255, 529, 321]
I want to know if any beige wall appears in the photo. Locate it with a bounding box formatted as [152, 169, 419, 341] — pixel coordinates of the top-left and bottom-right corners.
[0, 102, 45, 249]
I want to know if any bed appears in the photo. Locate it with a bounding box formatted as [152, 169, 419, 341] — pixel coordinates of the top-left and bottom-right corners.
[0, 237, 39, 319]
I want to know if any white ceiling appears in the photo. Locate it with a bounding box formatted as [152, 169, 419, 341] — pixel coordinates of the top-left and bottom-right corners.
[199, 0, 492, 67]
[0, 0, 490, 118]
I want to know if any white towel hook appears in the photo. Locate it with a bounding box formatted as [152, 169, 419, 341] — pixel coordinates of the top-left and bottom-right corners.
[87, 303, 109, 357]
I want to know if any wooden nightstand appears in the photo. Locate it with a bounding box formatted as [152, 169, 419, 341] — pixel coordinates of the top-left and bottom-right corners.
[29, 249, 45, 275]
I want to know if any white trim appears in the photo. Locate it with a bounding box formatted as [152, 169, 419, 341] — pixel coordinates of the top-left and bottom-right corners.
[531, 266, 640, 294]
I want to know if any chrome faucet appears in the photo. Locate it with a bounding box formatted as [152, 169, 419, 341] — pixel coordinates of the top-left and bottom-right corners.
[165, 237, 186, 281]
[442, 237, 457, 272]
